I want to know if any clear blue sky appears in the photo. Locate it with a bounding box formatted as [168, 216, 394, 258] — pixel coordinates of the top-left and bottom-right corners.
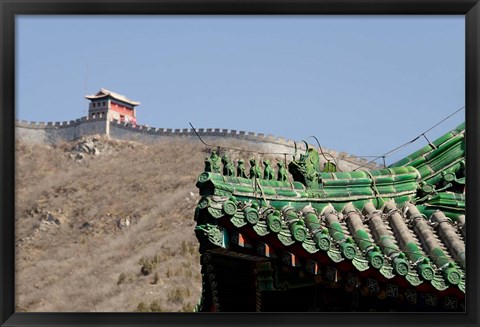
[16, 16, 465, 164]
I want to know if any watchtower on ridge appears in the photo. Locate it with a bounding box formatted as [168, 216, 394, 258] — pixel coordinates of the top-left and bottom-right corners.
[85, 88, 140, 124]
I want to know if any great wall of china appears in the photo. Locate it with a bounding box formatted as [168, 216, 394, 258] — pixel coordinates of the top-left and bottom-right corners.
[15, 115, 379, 170]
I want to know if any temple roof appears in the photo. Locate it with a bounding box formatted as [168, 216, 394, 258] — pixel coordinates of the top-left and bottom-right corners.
[194, 122, 465, 297]
[85, 88, 140, 106]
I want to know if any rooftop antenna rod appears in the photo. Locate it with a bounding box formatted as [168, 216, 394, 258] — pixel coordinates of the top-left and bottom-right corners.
[188, 122, 298, 157]
[308, 135, 342, 172]
[83, 62, 89, 116]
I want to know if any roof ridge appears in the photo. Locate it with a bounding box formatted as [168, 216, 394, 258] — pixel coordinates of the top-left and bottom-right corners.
[85, 88, 141, 106]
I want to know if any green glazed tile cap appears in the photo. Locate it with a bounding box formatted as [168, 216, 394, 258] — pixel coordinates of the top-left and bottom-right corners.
[244, 207, 259, 224]
[266, 213, 282, 233]
[393, 256, 409, 276]
[421, 183, 434, 193]
[291, 225, 307, 242]
[197, 198, 210, 209]
[418, 263, 434, 281]
[442, 172, 456, 182]
[315, 233, 331, 251]
[367, 250, 384, 269]
[222, 200, 237, 216]
[443, 267, 461, 285]
[198, 172, 211, 183]
[340, 241, 356, 260]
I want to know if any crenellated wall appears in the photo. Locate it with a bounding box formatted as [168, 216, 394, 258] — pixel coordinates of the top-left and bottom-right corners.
[15, 117, 378, 169]
[15, 116, 108, 145]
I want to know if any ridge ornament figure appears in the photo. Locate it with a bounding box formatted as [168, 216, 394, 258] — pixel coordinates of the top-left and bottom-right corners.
[277, 161, 288, 182]
[263, 159, 275, 180]
[209, 150, 221, 173]
[237, 159, 247, 178]
[249, 158, 262, 179]
[222, 154, 235, 176]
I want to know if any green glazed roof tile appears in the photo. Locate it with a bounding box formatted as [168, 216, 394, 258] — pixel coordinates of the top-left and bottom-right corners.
[195, 122, 466, 295]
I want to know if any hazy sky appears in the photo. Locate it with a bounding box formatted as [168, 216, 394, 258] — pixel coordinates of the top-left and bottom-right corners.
[16, 16, 465, 164]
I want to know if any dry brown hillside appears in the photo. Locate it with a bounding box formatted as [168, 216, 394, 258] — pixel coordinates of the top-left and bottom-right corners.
[15, 136, 288, 312]
[15, 136, 209, 312]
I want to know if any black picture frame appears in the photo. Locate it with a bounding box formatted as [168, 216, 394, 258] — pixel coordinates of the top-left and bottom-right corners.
[1, 1, 479, 326]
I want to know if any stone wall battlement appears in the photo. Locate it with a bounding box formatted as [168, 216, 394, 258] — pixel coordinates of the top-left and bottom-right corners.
[15, 117, 378, 169]
[108, 120, 374, 168]
[16, 115, 107, 129]
[108, 119, 296, 147]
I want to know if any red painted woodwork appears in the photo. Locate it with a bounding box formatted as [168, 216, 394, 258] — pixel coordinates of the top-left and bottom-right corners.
[110, 102, 135, 117]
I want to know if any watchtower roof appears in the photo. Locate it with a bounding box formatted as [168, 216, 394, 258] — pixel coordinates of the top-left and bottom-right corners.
[85, 88, 140, 106]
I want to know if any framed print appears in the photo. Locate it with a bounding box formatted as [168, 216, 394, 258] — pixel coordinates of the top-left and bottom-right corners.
[1, 1, 479, 326]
